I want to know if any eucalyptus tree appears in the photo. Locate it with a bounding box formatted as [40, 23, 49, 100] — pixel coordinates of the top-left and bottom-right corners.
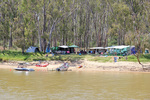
[124, 0, 150, 65]
[0, 0, 150, 56]
[46, 0, 80, 48]
[28, 0, 43, 51]
[109, 1, 130, 45]
[77, 4, 85, 48]
[6, 0, 18, 49]
[13, 0, 32, 53]
[0, 1, 11, 50]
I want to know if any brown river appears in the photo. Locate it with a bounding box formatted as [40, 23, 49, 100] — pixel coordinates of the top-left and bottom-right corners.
[0, 69, 150, 100]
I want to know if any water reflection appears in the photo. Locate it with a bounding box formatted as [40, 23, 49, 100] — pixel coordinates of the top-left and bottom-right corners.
[0, 69, 150, 99]
[13, 71, 30, 76]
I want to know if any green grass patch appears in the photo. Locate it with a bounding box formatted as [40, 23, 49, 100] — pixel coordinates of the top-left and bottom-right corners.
[88, 56, 112, 62]
[0, 50, 150, 62]
[118, 54, 150, 62]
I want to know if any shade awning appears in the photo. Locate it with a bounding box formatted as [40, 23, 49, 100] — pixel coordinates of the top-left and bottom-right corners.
[51, 47, 58, 50]
[111, 46, 129, 49]
[58, 45, 69, 48]
[90, 47, 106, 50]
[69, 45, 79, 48]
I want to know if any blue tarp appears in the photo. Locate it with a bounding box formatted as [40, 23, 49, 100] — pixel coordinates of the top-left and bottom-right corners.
[26, 46, 40, 53]
[145, 50, 149, 54]
[131, 47, 137, 54]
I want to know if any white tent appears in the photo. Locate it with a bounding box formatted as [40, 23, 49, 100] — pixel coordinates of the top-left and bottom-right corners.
[106, 46, 130, 49]
[90, 47, 107, 54]
[90, 47, 106, 50]
[112, 46, 130, 49]
[58, 45, 69, 48]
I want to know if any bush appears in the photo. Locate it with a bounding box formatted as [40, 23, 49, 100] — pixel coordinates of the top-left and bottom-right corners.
[0, 58, 2, 61]
[143, 54, 150, 59]
[127, 55, 136, 59]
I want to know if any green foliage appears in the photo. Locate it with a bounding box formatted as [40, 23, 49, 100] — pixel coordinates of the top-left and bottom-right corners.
[0, 0, 150, 56]
[108, 37, 117, 46]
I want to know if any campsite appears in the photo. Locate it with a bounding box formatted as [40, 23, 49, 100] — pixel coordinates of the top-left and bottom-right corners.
[1, 44, 150, 74]
[0, 0, 150, 99]
[0, 45, 149, 63]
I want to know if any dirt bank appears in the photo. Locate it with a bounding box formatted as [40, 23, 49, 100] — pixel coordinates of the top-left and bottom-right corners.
[0, 60, 150, 72]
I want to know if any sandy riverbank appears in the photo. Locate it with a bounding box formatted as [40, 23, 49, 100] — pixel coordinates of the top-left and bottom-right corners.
[0, 60, 150, 72]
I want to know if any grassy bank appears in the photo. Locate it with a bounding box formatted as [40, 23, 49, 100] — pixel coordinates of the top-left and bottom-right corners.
[118, 54, 150, 62]
[0, 50, 150, 63]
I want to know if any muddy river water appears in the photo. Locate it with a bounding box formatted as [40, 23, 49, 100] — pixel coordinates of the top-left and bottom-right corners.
[0, 69, 150, 100]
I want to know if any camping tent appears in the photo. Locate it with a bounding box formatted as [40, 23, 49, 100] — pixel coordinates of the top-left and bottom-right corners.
[51, 47, 58, 51]
[26, 46, 40, 53]
[46, 47, 50, 53]
[50, 47, 58, 53]
[145, 48, 149, 54]
[46, 43, 50, 53]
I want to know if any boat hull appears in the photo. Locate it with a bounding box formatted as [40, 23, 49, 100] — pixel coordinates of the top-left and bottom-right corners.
[36, 63, 49, 67]
[56, 68, 68, 71]
[14, 68, 35, 71]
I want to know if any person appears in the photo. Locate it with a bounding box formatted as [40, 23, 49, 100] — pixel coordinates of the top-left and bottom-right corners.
[114, 52, 117, 56]
[125, 56, 128, 60]
[52, 52, 54, 56]
[79, 53, 81, 55]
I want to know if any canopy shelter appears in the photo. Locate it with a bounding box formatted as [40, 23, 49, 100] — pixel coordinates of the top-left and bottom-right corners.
[90, 47, 106, 49]
[110, 46, 129, 49]
[26, 46, 40, 53]
[58, 45, 69, 54]
[69, 45, 79, 48]
[69, 45, 79, 53]
[106, 45, 130, 55]
[90, 47, 107, 54]
[58, 45, 69, 48]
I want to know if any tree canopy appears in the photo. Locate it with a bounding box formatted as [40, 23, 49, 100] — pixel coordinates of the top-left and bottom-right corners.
[0, 0, 150, 53]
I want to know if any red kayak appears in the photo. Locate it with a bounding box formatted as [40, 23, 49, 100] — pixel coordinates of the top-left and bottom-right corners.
[36, 63, 49, 67]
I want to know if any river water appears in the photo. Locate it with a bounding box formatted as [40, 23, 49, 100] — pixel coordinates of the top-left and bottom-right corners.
[0, 69, 150, 100]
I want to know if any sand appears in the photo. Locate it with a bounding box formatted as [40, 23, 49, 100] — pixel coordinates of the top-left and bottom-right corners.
[0, 60, 150, 72]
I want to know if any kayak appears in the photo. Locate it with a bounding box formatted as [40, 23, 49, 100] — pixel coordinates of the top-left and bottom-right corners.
[36, 63, 49, 67]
